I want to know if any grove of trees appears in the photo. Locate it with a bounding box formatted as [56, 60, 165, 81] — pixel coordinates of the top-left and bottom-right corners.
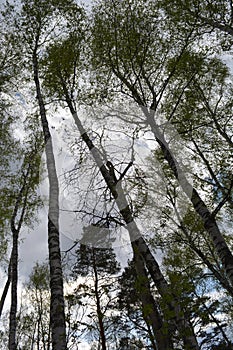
[0, 0, 232, 349]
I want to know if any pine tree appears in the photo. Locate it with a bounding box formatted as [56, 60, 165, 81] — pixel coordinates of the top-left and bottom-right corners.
[71, 225, 120, 349]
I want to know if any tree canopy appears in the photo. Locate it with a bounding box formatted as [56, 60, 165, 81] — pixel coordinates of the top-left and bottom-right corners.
[0, 0, 232, 349]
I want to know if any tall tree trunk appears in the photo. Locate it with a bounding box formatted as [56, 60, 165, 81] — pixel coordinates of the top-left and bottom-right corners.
[8, 228, 18, 350]
[147, 115, 233, 287]
[8, 163, 31, 349]
[92, 249, 107, 350]
[132, 238, 198, 350]
[0, 255, 11, 318]
[133, 252, 172, 350]
[33, 46, 66, 350]
[62, 88, 199, 350]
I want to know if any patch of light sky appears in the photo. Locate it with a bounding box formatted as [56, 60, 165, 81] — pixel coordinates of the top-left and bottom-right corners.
[222, 52, 233, 75]
[12, 99, 136, 277]
[1, 58, 200, 295]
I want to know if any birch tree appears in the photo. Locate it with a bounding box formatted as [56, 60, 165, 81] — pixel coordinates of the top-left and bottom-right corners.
[90, 0, 233, 287]
[8, 138, 42, 350]
[3, 0, 81, 347]
[41, 25, 200, 350]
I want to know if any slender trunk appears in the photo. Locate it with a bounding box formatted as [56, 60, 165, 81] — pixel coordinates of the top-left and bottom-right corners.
[92, 249, 107, 350]
[174, 207, 233, 296]
[183, 226, 233, 296]
[39, 290, 47, 350]
[133, 252, 172, 350]
[37, 312, 40, 350]
[202, 303, 232, 346]
[8, 228, 18, 350]
[145, 323, 159, 350]
[31, 322, 37, 350]
[147, 115, 233, 287]
[132, 238, 199, 350]
[0, 255, 11, 318]
[33, 46, 66, 350]
[8, 163, 30, 349]
[62, 89, 199, 349]
[47, 320, 51, 350]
